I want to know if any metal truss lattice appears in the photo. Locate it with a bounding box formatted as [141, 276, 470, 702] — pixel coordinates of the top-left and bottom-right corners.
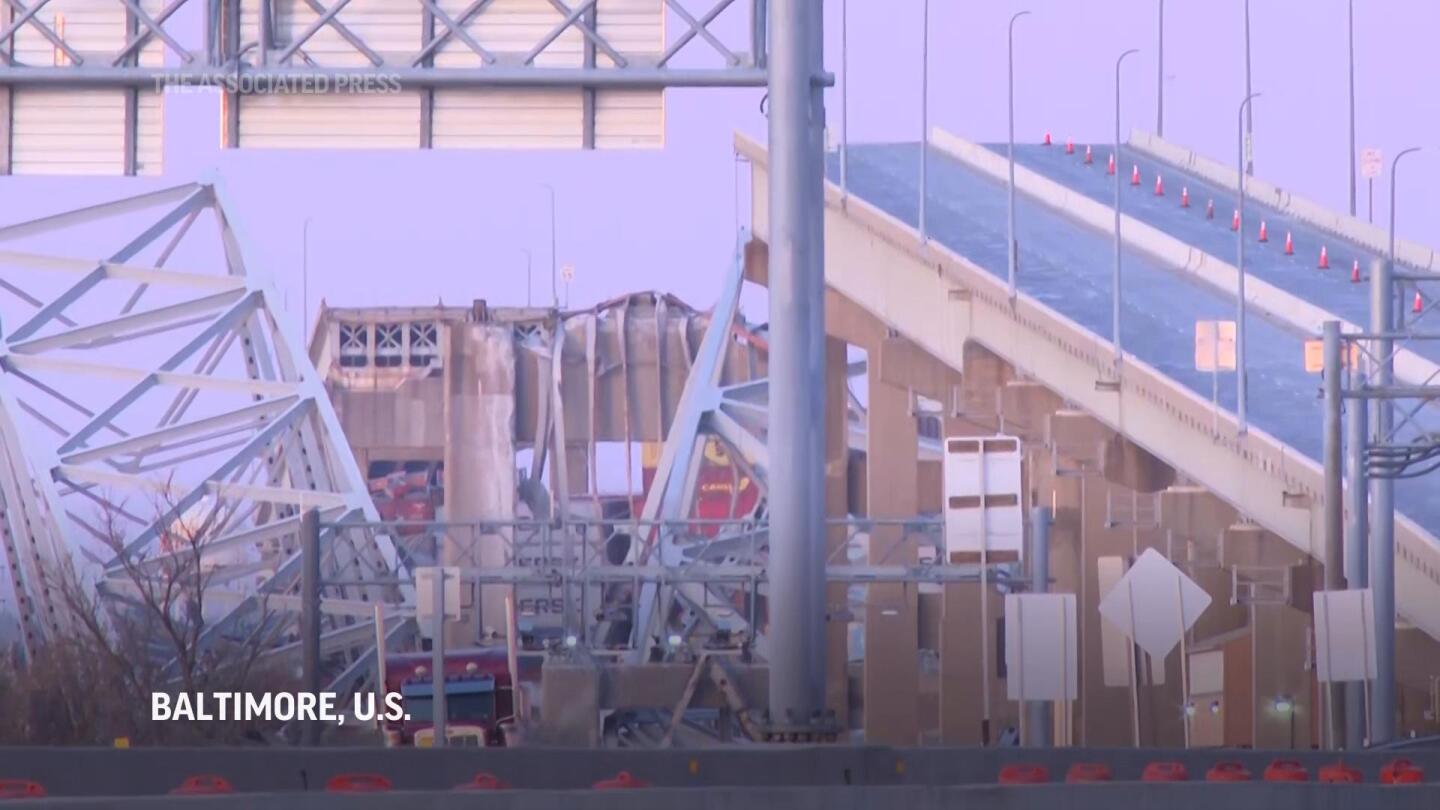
[0, 181, 398, 662]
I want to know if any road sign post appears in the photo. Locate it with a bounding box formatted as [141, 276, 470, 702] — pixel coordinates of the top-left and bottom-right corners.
[417, 566, 461, 747]
[1361, 148, 1382, 223]
[1195, 320, 1236, 431]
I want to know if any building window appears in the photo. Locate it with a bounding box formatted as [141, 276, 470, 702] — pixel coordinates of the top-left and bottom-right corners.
[339, 324, 369, 368]
[409, 322, 438, 367]
[375, 323, 403, 368]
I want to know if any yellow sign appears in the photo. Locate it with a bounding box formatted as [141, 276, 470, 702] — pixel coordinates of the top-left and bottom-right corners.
[1304, 340, 1359, 373]
[1194, 321, 1237, 372]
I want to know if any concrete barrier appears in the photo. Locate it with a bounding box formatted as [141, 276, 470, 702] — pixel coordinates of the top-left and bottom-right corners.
[3, 745, 1437, 797]
[16, 783, 1440, 810]
[1128, 130, 1440, 275]
[926, 127, 1440, 392]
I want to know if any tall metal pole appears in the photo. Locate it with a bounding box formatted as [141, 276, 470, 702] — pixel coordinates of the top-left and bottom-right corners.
[300, 507, 321, 747]
[301, 217, 311, 341]
[1344, 357, 1369, 749]
[839, 0, 847, 198]
[1321, 320, 1344, 749]
[918, 0, 929, 244]
[1112, 48, 1138, 365]
[1243, 0, 1254, 176]
[1235, 93, 1260, 434]
[1156, 0, 1164, 137]
[431, 571, 447, 747]
[1369, 146, 1420, 745]
[1024, 506, 1053, 747]
[1346, 0, 1356, 217]
[521, 248, 533, 307]
[766, 0, 827, 733]
[541, 183, 558, 308]
[1006, 10, 1031, 302]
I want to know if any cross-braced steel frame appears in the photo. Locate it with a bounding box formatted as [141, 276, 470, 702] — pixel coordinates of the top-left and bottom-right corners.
[0, 180, 401, 665]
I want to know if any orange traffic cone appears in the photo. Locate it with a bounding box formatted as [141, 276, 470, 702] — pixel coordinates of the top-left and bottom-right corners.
[1181, 187, 1190, 207]
[1084, 145, 1094, 164]
[1107, 153, 1116, 175]
[1415, 291, 1425, 313]
[1044, 131, 1053, 146]
[1154, 174, 1165, 196]
[1206, 199, 1215, 219]
[1065, 138, 1075, 155]
[1258, 221, 1269, 242]
[1351, 261, 1362, 283]
[1231, 210, 1241, 231]
[1318, 246, 1329, 269]
[1284, 232, 1294, 255]
[1131, 165, 1141, 186]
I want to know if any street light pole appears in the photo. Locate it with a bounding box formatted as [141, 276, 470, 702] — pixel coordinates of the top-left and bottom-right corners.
[1235, 92, 1261, 435]
[919, 0, 929, 244]
[1006, 10, 1031, 302]
[301, 217, 311, 342]
[1113, 48, 1139, 365]
[840, 0, 848, 198]
[521, 248, 533, 307]
[1156, 0, 1164, 137]
[1370, 145, 1421, 746]
[1346, 0, 1357, 217]
[1243, 0, 1254, 176]
[541, 183, 558, 308]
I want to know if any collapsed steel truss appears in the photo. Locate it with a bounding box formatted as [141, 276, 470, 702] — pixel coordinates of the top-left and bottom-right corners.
[0, 181, 400, 663]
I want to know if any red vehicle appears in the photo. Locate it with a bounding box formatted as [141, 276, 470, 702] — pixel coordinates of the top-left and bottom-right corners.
[381, 647, 530, 747]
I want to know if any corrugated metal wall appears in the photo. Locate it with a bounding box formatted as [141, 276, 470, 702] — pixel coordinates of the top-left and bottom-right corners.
[5, 0, 166, 175]
[232, 0, 664, 150]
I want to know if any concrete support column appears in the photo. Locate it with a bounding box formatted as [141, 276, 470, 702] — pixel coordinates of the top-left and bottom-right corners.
[862, 372, 918, 744]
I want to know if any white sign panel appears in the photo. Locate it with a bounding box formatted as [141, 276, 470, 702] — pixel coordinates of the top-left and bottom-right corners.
[416, 566, 462, 636]
[1361, 147, 1383, 180]
[1313, 589, 1378, 683]
[942, 435, 1024, 560]
[1098, 549, 1212, 660]
[1005, 594, 1079, 702]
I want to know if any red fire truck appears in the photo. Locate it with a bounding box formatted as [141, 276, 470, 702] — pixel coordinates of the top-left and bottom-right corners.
[381, 647, 535, 747]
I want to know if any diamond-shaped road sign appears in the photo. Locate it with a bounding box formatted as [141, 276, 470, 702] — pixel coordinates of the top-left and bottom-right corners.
[1098, 549, 1212, 659]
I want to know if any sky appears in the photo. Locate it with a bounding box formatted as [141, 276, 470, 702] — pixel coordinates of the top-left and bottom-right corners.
[2, 0, 1438, 327]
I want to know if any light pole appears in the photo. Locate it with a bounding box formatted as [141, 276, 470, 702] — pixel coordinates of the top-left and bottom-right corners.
[1243, 0, 1254, 176]
[1235, 92, 1261, 435]
[1156, 0, 1165, 137]
[840, 0, 848, 198]
[540, 183, 558, 308]
[1346, 0, 1356, 216]
[520, 247, 533, 307]
[1112, 48, 1139, 364]
[918, 0, 929, 244]
[1370, 145, 1421, 746]
[1006, 9, 1031, 302]
[301, 216, 311, 342]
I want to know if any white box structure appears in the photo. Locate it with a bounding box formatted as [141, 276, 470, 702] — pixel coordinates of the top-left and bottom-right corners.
[942, 435, 1024, 561]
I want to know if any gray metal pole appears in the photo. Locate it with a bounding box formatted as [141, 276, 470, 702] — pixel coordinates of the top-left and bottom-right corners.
[301, 217, 311, 341]
[1025, 506, 1053, 746]
[1156, 0, 1164, 137]
[1113, 48, 1138, 365]
[1346, 0, 1356, 217]
[431, 573, 447, 747]
[839, 0, 847, 198]
[1006, 10, 1031, 302]
[1236, 93, 1260, 434]
[300, 507, 321, 747]
[1243, 0, 1254, 176]
[543, 183, 558, 308]
[1321, 320, 1344, 749]
[765, 0, 827, 733]
[1344, 358, 1369, 749]
[1369, 147, 1419, 745]
[918, 0, 928, 244]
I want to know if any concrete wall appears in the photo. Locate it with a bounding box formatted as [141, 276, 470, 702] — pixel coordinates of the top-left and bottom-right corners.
[5, 746, 1439, 801]
[18, 783, 1440, 810]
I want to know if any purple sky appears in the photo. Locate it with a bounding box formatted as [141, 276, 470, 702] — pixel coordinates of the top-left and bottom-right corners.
[4, 0, 1437, 325]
